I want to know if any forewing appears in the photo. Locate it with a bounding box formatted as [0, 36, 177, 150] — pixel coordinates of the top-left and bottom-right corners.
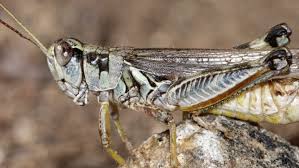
[125, 48, 272, 78]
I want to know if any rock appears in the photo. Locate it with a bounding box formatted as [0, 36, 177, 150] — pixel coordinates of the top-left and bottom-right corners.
[121, 115, 299, 168]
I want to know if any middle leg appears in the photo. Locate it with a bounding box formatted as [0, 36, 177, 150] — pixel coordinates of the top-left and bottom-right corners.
[143, 107, 179, 168]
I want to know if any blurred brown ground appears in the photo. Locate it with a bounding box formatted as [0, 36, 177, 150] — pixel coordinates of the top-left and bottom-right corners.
[0, 0, 299, 168]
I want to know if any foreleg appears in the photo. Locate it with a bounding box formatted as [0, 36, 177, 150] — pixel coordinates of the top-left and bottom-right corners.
[110, 102, 133, 152]
[98, 92, 126, 165]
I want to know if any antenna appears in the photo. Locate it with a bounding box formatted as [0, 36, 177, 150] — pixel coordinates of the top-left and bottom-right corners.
[0, 3, 49, 57]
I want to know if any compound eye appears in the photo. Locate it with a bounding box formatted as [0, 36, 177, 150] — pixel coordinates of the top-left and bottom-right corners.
[54, 40, 73, 66]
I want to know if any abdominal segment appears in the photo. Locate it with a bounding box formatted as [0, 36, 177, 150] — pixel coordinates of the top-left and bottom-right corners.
[209, 79, 299, 124]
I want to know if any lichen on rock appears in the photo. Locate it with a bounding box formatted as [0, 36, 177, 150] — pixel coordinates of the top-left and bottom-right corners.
[121, 115, 299, 168]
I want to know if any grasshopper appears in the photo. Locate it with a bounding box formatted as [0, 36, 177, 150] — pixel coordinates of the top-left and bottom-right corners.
[1, 3, 299, 167]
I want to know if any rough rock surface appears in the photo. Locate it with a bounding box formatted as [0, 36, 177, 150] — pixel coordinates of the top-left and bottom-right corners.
[122, 115, 299, 168]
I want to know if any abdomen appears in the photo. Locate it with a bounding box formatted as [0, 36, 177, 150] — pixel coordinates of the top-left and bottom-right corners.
[209, 79, 299, 124]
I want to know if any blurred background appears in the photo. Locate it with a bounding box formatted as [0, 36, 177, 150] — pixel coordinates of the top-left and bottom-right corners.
[0, 0, 299, 167]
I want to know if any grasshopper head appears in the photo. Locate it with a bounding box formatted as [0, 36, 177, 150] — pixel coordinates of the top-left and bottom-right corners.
[47, 38, 89, 105]
[0, 4, 90, 105]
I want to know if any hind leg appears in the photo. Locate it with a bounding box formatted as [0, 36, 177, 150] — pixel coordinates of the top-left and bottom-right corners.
[234, 23, 291, 49]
